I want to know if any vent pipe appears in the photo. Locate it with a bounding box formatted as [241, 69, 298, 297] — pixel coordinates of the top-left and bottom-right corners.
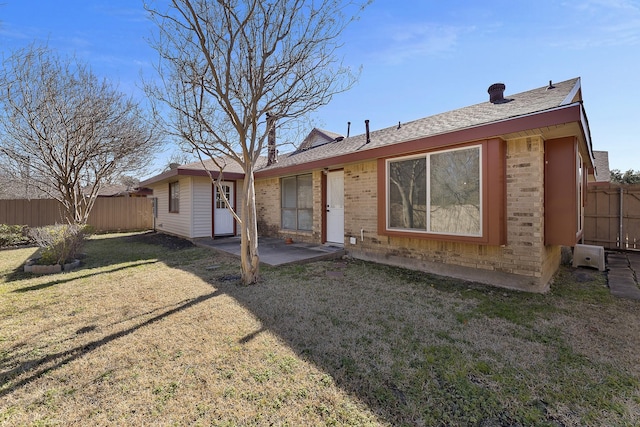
[347, 121, 351, 138]
[488, 83, 506, 104]
[365, 120, 370, 144]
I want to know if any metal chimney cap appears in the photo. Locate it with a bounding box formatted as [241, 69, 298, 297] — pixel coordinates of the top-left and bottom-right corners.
[488, 83, 506, 103]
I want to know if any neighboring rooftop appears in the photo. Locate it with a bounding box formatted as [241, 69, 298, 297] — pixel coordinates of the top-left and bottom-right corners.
[298, 128, 345, 150]
[593, 150, 611, 182]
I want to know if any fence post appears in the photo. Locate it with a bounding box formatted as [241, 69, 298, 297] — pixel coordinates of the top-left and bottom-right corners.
[619, 186, 623, 249]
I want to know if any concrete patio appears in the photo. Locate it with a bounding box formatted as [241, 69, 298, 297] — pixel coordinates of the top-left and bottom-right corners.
[194, 235, 640, 300]
[193, 236, 345, 266]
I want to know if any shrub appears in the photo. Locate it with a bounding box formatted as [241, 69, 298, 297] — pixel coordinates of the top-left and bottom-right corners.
[0, 224, 31, 247]
[29, 224, 91, 265]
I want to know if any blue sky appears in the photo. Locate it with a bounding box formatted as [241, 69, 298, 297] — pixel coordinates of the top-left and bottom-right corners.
[1, 0, 639, 176]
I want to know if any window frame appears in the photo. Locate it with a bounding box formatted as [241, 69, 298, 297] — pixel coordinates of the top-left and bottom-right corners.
[281, 174, 313, 232]
[385, 144, 482, 237]
[377, 139, 506, 246]
[169, 181, 180, 213]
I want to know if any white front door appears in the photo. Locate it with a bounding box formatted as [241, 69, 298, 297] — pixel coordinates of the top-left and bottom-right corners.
[214, 182, 234, 236]
[326, 170, 344, 244]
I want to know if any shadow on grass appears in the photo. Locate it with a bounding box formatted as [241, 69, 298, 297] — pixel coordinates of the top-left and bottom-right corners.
[11, 260, 160, 293]
[0, 290, 221, 398]
[200, 257, 633, 426]
[1, 247, 40, 283]
[3, 232, 632, 426]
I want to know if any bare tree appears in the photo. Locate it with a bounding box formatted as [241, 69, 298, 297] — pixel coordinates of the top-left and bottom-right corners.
[144, 0, 366, 284]
[162, 149, 199, 172]
[389, 158, 426, 229]
[0, 45, 159, 224]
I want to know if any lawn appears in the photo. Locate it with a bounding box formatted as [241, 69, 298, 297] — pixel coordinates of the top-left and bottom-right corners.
[1, 232, 639, 426]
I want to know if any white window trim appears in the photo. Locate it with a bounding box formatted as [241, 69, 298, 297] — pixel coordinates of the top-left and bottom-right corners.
[169, 181, 180, 213]
[281, 174, 313, 231]
[386, 144, 483, 237]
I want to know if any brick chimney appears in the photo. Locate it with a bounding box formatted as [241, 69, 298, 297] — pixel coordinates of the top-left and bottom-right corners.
[266, 112, 277, 166]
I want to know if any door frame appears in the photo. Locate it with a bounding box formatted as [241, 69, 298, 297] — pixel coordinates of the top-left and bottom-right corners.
[212, 181, 237, 237]
[322, 169, 344, 244]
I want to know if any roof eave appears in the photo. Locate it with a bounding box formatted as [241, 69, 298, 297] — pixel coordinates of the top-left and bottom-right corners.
[579, 102, 596, 169]
[140, 169, 178, 187]
[140, 168, 245, 187]
[561, 77, 582, 105]
[255, 103, 584, 178]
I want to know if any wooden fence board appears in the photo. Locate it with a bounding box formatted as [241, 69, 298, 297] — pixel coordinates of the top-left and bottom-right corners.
[584, 183, 640, 250]
[0, 198, 152, 232]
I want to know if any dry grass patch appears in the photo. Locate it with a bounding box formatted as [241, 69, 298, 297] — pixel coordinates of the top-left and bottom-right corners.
[1, 232, 640, 426]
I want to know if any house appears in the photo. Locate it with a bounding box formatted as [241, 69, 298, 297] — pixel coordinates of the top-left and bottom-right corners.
[91, 184, 153, 197]
[141, 77, 598, 292]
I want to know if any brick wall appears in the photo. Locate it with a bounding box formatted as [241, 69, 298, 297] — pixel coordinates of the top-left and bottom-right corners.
[344, 137, 558, 292]
[254, 136, 562, 292]
[344, 161, 377, 242]
[255, 176, 280, 236]
[254, 171, 322, 244]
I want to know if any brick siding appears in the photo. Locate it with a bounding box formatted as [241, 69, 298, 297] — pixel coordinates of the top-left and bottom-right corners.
[255, 136, 562, 292]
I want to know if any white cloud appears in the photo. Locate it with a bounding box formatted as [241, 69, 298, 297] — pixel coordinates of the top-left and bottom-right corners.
[558, 0, 640, 48]
[370, 23, 472, 65]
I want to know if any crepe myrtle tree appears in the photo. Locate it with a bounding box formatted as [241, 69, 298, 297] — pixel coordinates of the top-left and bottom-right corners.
[0, 44, 159, 224]
[144, 0, 368, 284]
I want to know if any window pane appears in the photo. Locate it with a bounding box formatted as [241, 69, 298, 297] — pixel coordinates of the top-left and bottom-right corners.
[170, 181, 179, 212]
[282, 177, 297, 208]
[216, 185, 230, 209]
[388, 158, 426, 229]
[297, 174, 313, 209]
[281, 174, 314, 231]
[298, 209, 312, 230]
[429, 147, 480, 235]
[282, 209, 296, 229]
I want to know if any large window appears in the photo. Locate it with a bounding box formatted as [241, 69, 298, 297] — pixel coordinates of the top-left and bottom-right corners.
[169, 181, 180, 213]
[281, 174, 313, 231]
[387, 145, 481, 236]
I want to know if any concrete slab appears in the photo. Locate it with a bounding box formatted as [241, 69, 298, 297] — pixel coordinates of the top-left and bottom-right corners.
[193, 236, 345, 266]
[606, 251, 640, 300]
[627, 252, 640, 271]
[610, 285, 640, 300]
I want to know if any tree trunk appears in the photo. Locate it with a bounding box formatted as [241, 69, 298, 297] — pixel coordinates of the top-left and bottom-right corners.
[240, 168, 260, 284]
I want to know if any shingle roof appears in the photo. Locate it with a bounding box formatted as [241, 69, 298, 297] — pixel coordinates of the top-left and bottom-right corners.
[261, 78, 581, 172]
[593, 151, 611, 182]
[298, 128, 345, 150]
[142, 77, 584, 186]
[181, 156, 268, 174]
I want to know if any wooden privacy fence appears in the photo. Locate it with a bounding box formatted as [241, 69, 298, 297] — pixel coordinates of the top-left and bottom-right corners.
[584, 183, 640, 250]
[0, 197, 153, 232]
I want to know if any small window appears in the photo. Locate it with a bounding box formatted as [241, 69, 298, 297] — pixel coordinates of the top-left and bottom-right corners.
[216, 185, 231, 209]
[281, 174, 312, 231]
[169, 181, 180, 213]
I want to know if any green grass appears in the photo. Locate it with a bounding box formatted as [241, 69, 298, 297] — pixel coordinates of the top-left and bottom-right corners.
[1, 232, 639, 426]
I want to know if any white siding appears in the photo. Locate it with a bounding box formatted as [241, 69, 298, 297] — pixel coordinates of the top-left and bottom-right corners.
[192, 177, 213, 238]
[151, 176, 193, 238]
